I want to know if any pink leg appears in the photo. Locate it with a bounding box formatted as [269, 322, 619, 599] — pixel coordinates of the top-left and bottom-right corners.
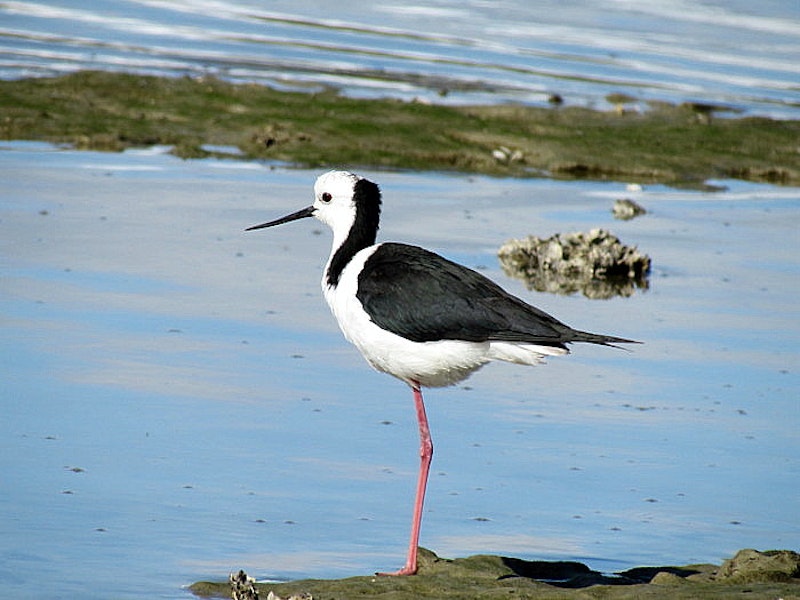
[378, 380, 432, 576]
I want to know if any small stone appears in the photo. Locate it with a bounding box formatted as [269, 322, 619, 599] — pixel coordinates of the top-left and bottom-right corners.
[612, 198, 647, 220]
[650, 571, 689, 585]
[266, 592, 313, 600]
[491, 146, 524, 163]
[230, 570, 259, 600]
[716, 548, 800, 583]
[491, 148, 507, 162]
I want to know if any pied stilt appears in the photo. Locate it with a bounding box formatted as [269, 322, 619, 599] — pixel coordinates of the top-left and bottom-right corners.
[247, 170, 637, 576]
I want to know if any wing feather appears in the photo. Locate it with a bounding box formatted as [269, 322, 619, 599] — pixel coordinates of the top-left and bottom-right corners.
[356, 243, 571, 346]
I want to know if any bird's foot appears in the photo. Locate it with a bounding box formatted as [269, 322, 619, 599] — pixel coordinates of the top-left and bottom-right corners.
[376, 564, 417, 577]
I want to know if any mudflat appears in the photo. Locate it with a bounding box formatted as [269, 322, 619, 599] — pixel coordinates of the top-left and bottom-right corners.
[189, 548, 800, 599]
[1, 71, 798, 186]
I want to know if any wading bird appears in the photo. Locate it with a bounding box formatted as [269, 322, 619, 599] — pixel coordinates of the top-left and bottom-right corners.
[247, 171, 636, 575]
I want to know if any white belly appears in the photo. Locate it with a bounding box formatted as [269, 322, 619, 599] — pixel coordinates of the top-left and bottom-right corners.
[323, 245, 566, 388]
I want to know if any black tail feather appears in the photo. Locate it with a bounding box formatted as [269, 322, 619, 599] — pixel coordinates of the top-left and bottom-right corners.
[569, 330, 641, 350]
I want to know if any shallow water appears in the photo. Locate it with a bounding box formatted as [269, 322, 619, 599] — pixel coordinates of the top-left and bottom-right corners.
[1, 0, 799, 118]
[1, 142, 798, 599]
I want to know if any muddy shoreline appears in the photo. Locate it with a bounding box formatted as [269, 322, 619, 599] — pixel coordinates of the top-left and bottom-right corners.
[189, 548, 799, 599]
[1, 71, 799, 186]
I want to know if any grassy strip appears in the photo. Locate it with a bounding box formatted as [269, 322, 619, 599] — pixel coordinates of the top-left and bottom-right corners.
[189, 548, 800, 600]
[1, 70, 798, 185]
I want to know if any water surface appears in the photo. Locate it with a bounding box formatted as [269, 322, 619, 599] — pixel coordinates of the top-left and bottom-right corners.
[1, 0, 798, 117]
[1, 142, 798, 599]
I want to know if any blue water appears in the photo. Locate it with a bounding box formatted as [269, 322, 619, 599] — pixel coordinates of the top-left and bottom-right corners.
[1, 1, 799, 597]
[1, 142, 799, 598]
[1, 0, 798, 118]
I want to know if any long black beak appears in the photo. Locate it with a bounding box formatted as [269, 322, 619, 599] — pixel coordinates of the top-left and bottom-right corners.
[245, 206, 315, 231]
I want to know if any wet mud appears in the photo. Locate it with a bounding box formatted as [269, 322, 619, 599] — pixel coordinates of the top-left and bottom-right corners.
[190, 548, 800, 599]
[2, 71, 799, 185]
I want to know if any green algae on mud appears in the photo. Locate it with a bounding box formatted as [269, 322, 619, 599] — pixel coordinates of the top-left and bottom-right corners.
[2, 71, 799, 186]
[189, 548, 800, 600]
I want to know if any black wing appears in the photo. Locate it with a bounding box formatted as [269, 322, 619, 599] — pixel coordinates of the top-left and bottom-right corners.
[356, 243, 627, 348]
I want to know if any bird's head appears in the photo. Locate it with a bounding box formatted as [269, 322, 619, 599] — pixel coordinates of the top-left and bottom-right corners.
[246, 170, 381, 245]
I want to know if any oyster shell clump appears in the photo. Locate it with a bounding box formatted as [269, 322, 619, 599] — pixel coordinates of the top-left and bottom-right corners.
[497, 229, 651, 299]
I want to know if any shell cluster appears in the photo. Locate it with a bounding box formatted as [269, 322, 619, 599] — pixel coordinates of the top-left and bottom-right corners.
[497, 229, 651, 299]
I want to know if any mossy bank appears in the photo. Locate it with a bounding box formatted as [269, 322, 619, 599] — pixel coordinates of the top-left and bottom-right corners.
[1, 71, 799, 185]
[190, 548, 800, 600]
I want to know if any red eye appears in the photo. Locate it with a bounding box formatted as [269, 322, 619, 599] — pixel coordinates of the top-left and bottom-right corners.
[321, 192, 332, 203]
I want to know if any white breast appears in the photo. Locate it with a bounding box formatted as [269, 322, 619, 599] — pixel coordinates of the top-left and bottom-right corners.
[322, 243, 568, 388]
[322, 244, 493, 387]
